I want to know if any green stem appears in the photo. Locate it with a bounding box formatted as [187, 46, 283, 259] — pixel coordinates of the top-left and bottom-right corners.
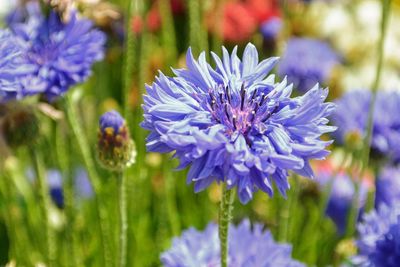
[0, 169, 18, 262]
[164, 160, 180, 236]
[123, 0, 137, 118]
[159, 0, 177, 65]
[188, 0, 207, 54]
[347, 0, 391, 237]
[279, 175, 299, 242]
[63, 95, 112, 267]
[219, 183, 235, 267]
[54, 122, 81, 267]
[29, 147, 56, 266]
[118, 171, 128, 267]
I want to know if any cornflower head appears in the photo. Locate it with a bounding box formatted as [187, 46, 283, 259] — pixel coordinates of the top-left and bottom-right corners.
[278, 38, 340, 93]
[332, 90, 400, 163]
[97, 110, 136, 172]
[142, 43, 336, 203]
[161, 219, 304, 267]
[353, 204, 400, 267]
[2, 2, 106, 101]
[0, 29, 37, 102]
[375, 166, 400, 208]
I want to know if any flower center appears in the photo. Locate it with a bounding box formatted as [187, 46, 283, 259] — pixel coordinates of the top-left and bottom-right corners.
[208, 84, 279, 137]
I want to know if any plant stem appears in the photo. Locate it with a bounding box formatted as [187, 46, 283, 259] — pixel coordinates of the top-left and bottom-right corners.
[346, 0, 392, 237]
[219, 183, 235, 267]
[159, 0, 177, 65]
[164, 160, 180, 236]
[54, 122, 81, 267]
[123, 0, 137, 118]
[118, 171, 128, 267]
[29, 147, 56, 266]
[188, 0, 207, 54]
[63, 95, 112, 267]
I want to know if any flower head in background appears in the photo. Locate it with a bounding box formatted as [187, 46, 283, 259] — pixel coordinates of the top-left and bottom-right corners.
[260, 17, 282, 41]
[206, 2, 257, 43]
[375, 166, 400, 208]
[278, 38, 340, 93]
[74, 167, 93, 199]
[0, 29, 38, 102]
[1, 102, 39, 147]
[315, 161, 372, 234]
[161, 220, 304, 267]
[3, 3, 106, 101]
[27, 167, 93, 209]
[332, 90, 400, 163]
[142, 43, 336, 203]
[97, 110, 136, 171]
[47, 169, 64, 209]
[353, 204, 400, 266]
[245, 0, 281, 25]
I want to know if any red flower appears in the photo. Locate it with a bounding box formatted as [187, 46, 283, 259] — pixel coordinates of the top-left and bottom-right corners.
[245, 0, 281, 24]
[207, 1, 257, 43]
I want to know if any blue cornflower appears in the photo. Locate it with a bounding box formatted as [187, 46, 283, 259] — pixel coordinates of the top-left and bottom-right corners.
[2, 3, 106, 101]
[278, 38, 340, 93]
[353, 204, 400, 266]
[74, 167, 93, 199]
[0, 29, 37, 101]
[161, 219, 304, 267]
[47, 169, 64, 209]
[142, 43, 336, 203]
[260, 17, 282, 41]
[375, 166, 400, 208]
[27, 167, 93, 208]
[332, 90, 400, 162]
[315, 161, 370, 234]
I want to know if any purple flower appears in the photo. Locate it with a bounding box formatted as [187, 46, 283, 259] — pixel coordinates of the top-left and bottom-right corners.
[161, 220, 304, 267]
[315, 162, 370, 234]
[332, 90, 400, 162]
[27, 167, 93, 209]
[74, 167, 93, 199]
[0, 29, 37, 101]
[260, 17, 282, 41]
[47, 169, 64, 209]
[353, 204, 400, 266]
[142, 43, 336, 203]
[375, 166, 400, 208]
[2, 3, 106, 101]
[278, 38, 340, 93]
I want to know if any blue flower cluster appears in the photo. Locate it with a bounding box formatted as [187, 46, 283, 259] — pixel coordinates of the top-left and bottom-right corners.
[142, 43, 336, 203]
[0, 2, 105, 101]
[353, 204, 400, 267]
[161, 220, 304, 267]
[375, 166, 400, 208]
[332, 90, 400, 162]
[278, 38, 340, 93]
[315, 162, 370, 234]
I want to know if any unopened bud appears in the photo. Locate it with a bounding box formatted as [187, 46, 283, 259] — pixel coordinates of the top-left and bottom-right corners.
[97, 110, 136, 171]
[2, 105, 39, 148]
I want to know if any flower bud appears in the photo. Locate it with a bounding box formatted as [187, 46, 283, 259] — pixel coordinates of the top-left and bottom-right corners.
[97, 110, 136, 171]
[2, 104, 39, 148]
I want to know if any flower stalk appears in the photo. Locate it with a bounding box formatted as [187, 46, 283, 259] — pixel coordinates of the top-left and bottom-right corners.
[29, 147, 56, 266]
[346, 0, 392, 237]
[219, 183, 235, 267]
[63, 95, 112, 267]
[118, 171, 128, 267]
